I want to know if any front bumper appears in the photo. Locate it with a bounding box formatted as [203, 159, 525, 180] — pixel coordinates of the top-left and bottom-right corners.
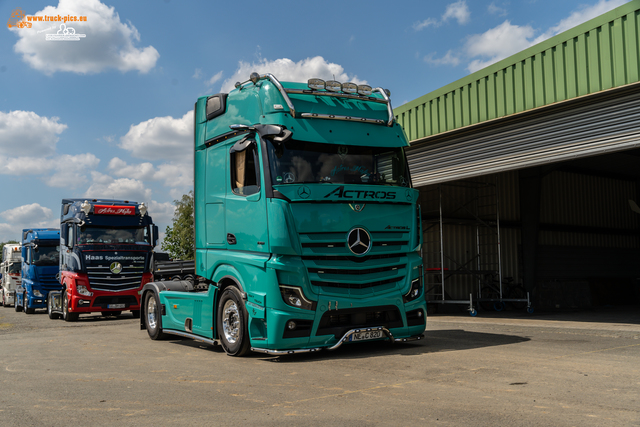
[69, 289, 141, 313]
[251, 326, 424, 355]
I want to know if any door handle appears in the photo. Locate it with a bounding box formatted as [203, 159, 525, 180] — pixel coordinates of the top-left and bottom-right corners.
[227, 233, 237, 245]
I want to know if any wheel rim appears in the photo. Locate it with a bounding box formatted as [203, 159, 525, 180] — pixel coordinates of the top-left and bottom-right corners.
[47, 296, 51, 313]
[147, 296, 158, 330]
[222, 299, 240, 344]
[63, 293, 68, 315]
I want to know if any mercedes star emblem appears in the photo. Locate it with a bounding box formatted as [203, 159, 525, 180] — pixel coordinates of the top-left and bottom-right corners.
[297, 185, 311, 199]
[110, 262, 123, 274]
[347, 227, 372, 256]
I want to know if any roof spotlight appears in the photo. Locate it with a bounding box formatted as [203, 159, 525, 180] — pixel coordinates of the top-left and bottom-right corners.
[250, 72, 260, 84]
[325, 80, 342, 92]
[81, 200, 91, 215]
[342, 82, 357, 94]
[308, 78, 325, 90]
[357, 85, 372, 96]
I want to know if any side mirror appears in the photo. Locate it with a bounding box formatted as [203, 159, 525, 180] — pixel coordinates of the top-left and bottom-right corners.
[152, 225, 159, 247]
[60, 225, 68, 246]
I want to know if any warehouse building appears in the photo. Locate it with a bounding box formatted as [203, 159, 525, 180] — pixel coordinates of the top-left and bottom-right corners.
[395, 2, 640, 313]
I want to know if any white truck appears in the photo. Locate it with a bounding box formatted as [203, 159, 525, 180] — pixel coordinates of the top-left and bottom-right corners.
[1, 244, 22, 307]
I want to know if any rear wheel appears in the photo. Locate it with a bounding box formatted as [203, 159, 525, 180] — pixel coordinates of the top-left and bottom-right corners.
[62, 291, 78, 322]
[47, 295, 61, 319]
[216, 287, 250, 357]
[145, 292, 167, 340]
[24, 292, 35, 314]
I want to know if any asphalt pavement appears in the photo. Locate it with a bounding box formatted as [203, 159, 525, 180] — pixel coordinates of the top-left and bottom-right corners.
[0, 304, 639, 426]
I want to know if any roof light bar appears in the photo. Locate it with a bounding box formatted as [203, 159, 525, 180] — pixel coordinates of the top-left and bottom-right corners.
[308, 78, 325, 90]
[325, 80, 342, 92]
[357, 85, 372, 96]
[342, 82, 357, 94]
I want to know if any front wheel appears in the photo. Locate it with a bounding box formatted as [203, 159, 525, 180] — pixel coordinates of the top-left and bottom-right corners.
[47, 295, 61, 319]
[62, 291, 78, 322]
[145, 292, 167, 340]
[216, 287, 250, 357]
[15, 294, 22, 312]
[24, 292, 35, 314]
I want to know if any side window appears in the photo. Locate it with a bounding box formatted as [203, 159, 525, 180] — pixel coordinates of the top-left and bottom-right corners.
[230, 143, 260, 196]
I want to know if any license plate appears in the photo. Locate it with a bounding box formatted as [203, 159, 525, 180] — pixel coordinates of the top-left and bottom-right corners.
[349, 330, 383, 342]
[108, 304, 125, 309]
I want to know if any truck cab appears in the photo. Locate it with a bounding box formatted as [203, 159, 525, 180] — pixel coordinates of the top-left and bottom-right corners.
[1, 244, 22, 307]
[48, 199, 158, 321]
[15, 229, 61, 314]
[141, 73, 426, 356]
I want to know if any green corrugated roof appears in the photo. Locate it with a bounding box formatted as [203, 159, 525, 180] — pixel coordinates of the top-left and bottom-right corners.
[395, 1, 640, 143]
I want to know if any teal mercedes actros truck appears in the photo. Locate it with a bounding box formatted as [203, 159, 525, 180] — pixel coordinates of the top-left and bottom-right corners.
[140, 73, 426, 356]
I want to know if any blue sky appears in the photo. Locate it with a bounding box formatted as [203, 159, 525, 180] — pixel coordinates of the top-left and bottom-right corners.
[0, 0, 631, 244]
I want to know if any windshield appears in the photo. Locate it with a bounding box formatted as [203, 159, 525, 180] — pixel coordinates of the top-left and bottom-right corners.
[266, 139, 410, 186]
[33, 246, 59, 266]
[8, 262, 21, 274]
[78, 226, 150, 245]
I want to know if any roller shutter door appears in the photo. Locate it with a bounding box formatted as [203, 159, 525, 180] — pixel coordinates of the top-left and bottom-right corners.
[406, 86, 640, 187]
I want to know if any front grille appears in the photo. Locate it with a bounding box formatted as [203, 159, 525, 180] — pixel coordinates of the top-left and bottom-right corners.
[316, 305, 403, 338]
[38, 273, 60, 291]
[86, 265, 144, 291]
[92, 295, 138, 308]
[300, 230, 409, 291]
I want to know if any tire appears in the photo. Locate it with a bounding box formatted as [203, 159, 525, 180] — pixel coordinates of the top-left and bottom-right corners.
[131, 310, 140, 319]
[216, 287, 250, 357]
[24, 292, 35, 314]
[101, 311, 122, 317]
[15, 294, 22, 312]
[62, 290, 78, 322]
[145, 292, 167, 340]
[47, 295, 61, 319]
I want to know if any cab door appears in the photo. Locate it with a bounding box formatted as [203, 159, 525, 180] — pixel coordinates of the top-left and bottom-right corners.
[224, 136, 269, 253]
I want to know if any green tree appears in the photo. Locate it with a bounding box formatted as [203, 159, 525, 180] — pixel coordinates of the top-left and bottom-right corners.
[161, 191, 194, 260]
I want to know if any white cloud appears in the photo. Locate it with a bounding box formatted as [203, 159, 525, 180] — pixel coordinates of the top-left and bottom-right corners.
[413, 18, 439, 31]
[0, 110, 67, 156]
[119, 111, 193, 161]
[220, 56, 366, 93]
[192, 68, 202, 79]
[443, 1, 471, 25]
[0, 203, 57, 241]
[207, 71, 224, 87]
[464, 0, 628, 73]
[425, 50, 462, 67]
[465, 20, 536, 72]
[83, 171, 152, 203]
[148, 200, 175, 227]
[107, 157, 192, 189]
[10, 0, 159, 75]
[413, 0, 470, 31]
[46, 153, 100, 187]
[488, 2, 508, 16]
[534, 0, 627, 43]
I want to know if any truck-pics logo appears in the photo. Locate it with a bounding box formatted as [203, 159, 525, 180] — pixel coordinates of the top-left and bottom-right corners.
[324, 186, 396, 200]
[46, 23, 86, 41]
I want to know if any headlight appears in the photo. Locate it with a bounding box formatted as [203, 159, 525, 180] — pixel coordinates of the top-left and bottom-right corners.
[279, 286, 316, 311]
[403, 278, 423, 303]
[32, 290, 43, 297]
[77, 285, 93, 297]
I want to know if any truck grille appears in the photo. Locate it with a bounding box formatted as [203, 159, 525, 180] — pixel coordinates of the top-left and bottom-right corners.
[299, 231, 409, 290]
[38, 273, 61, 291]
[315, 305, 403, 338]
[86, 265, 144, 291]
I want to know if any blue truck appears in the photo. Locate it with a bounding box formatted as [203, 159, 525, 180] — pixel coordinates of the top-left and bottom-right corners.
[15, 228, 61, 314]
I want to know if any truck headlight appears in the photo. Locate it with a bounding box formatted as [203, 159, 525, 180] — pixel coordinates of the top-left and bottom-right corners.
[403, 278, 423, 303]
[279, 286, 316, 311]
[33, 290, 43, 297]
[77, 285, 93, 297]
